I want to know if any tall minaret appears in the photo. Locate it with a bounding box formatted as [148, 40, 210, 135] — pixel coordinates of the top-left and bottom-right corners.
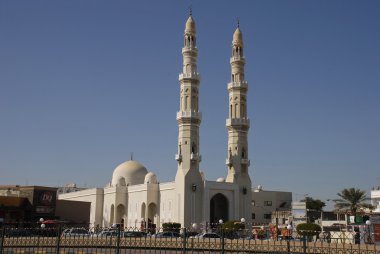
[225, 24, 252, 221]
[174, 13, 203, 227]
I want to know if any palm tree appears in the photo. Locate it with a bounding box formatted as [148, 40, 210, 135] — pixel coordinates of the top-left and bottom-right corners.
[333, 188, 373, 215]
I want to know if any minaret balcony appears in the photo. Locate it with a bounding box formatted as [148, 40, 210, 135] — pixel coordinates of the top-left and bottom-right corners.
[182, 47, 198, 54]
[228, 81, 248, 90]
[241, 158, 250, 166]
[179, 72, 200, 81]
[176, 111, 202, 121]
[175, 154, 182, 162]
[226, 118, 250, 127]
[230, 56, 246, 63]
[191, 153, 202, 162]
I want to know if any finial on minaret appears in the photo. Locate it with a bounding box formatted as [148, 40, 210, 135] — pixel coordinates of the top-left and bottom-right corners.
[237, 18, 240, 28]
[189, 5, 192, 16]
[130, 152, 134, 161]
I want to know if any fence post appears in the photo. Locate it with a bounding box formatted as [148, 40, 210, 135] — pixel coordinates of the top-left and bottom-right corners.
[221, 227, 225, 254]
[116, 225, 121, 254]
[182, 228, 187, 254]
[55, 224, 61, 254]
[302, 235, 307, 254]
[287, 239, 290, 254]
[0, 226, 5, 254]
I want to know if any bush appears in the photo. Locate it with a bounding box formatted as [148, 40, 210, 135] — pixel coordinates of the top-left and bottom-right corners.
[221, 221, 245, 239]
[162, 222, 181, 233]
[296, 223, 321, 237]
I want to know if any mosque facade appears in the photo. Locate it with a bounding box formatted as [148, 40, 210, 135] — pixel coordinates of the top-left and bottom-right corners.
[59, 15, 253, 229]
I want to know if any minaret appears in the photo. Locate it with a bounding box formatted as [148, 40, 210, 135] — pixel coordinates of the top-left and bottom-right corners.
[174, 14, 203, 227]
[225, 24, 252, 221]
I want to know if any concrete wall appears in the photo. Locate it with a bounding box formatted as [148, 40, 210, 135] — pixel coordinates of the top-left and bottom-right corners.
[55, 199, 90, 223]
[58, 188, 104, 227]
[158, 182, 176, 227]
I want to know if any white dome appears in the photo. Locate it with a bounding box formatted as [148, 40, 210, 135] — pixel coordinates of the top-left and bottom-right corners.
[144, 172, 158, 184]
[216, 177, 225, 182]
[111, 160, 148, 186]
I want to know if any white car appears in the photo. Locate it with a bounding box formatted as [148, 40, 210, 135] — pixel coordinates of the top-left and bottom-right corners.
[61, 228, 90, 237]
[193, 233, 220, 239]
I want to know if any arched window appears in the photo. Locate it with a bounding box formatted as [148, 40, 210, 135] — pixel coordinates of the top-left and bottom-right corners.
[230, 104, 233, 118]
[242, 148, 246, 159]
[185, 96, 188, 110]
[192, 143, 196, 154]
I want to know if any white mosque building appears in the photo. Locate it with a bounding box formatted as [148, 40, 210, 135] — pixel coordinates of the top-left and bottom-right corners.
[59, 14, 254, 229]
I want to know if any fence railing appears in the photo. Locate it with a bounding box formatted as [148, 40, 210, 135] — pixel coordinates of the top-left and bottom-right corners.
[0, 225, 379, 254]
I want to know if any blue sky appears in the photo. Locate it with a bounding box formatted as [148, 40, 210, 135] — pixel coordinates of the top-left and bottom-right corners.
[1, 0, 379, 208]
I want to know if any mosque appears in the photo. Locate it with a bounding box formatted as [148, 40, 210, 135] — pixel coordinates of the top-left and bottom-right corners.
[59, 14, 254, 229]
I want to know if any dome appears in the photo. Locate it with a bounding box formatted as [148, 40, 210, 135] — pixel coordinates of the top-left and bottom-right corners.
[233, 27, 243, 46]
[185, 16, 196, 33]
[216, 177, 225, 183]
[144, 172, 158, 184]
[111, 160, 148, 187]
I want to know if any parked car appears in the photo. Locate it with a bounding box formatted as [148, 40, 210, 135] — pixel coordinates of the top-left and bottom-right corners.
[192, 232, 220, 239]
[5, 228, 32, 237]
[61, 228, 90, 237]
[123, 231, 147, 237]
[180, 231, 198, 238]
[96, 229, 118, 237]
[153, 232, 181, 238]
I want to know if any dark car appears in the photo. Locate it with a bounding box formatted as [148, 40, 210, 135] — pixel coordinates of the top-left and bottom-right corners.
[5, 228, 32, 237]
[181, 231, 198, 238]
[153, 232, 181, 238]
[123, 231, 147, 237]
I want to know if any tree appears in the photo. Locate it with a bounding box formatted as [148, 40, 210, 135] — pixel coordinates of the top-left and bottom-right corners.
[296, 223, 321, 241]
[333, 188, 373, 215]
[300, 197, 326, 211]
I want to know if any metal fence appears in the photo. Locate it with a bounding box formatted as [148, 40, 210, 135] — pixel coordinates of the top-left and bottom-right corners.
[0, 225, 379, 254]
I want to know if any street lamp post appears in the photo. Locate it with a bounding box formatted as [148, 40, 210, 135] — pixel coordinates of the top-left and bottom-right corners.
[365, 220, 372, 244]
[286, 224, 292, 239]
[219, 219, 224, 254]
[241, 218, 246, 238]
[286, 224, 292, 253]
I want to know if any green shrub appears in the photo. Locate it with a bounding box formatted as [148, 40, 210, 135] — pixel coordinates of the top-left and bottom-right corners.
[220, 221, 244, 239]
[162, 222, 181, 233]
[222, 220, 244, 231]
[296, 223, 321, 236]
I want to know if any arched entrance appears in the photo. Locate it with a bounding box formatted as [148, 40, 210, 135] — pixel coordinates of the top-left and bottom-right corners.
[116, 204, 125, 228]
[210, 193, 229, 223]
[147, 203, 157, 233]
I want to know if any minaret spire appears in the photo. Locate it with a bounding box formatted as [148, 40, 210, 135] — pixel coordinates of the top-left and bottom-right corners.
[176, 13, 201, 170]
[225, 25, 252, 221]
[175, 14, 203, 227]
